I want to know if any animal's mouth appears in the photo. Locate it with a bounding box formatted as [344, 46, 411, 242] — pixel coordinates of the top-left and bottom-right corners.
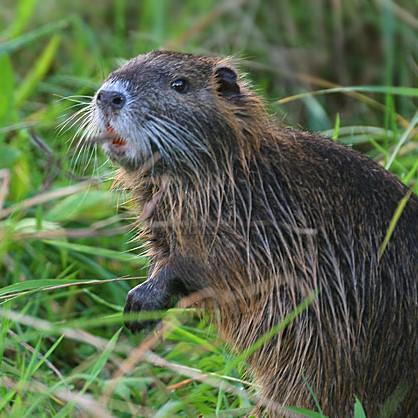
[106, 124, 127, 148]
[97, 120, 161, 172]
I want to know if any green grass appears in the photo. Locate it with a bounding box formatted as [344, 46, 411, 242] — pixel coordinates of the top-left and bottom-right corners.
[0, 0, 417, 416]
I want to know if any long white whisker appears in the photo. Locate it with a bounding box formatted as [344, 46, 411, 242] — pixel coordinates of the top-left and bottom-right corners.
[58, 104, 93, 135]
[54, 94, 94, 103]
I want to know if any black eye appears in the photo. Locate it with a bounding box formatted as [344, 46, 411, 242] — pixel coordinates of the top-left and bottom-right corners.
[170, 78, 188, 93]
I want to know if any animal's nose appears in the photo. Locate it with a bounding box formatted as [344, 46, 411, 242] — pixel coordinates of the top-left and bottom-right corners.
[96, 90, 126, 111]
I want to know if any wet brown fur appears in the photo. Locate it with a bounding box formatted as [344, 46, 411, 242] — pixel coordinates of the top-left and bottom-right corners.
[93, 51, 417, 417]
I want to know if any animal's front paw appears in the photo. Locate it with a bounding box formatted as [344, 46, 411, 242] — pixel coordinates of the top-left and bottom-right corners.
[124, 281, 169, 332]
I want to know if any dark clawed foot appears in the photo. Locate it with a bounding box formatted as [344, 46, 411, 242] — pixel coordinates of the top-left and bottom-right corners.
[123, 316, 161, 334]
[124, 264, 190, 333]
[123, 279, 171, 333]
[123, 305, 160, 334]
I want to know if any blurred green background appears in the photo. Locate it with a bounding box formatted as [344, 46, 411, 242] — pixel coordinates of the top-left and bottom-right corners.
[0, 0, 417, 417]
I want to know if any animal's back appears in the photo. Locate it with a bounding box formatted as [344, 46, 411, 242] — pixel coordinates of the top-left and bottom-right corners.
[211, 129, 418, 416]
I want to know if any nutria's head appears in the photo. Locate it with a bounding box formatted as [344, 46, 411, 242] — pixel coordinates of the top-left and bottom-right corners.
[88, 50, 265, 172]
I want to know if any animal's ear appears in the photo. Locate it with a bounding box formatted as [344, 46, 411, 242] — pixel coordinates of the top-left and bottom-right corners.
[214, 66, 240, 97]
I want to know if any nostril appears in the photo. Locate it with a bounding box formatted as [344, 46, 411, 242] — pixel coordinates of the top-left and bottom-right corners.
[96, 90, 126, 110]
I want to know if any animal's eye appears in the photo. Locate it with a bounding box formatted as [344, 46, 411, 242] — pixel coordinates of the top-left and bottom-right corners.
[170, 78, 188, 93]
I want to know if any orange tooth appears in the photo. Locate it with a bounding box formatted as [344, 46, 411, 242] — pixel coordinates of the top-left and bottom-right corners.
[113, 137, 127, 146]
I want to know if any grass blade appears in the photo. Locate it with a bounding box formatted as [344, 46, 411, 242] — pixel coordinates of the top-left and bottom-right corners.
[0, 19, 69, 56]
[44, 239, 144, 263]
[379, 186, 415, 258]
[15, 35, 61, 107]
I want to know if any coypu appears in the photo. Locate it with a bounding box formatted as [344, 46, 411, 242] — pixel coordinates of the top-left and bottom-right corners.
[85, 51, 418, 417]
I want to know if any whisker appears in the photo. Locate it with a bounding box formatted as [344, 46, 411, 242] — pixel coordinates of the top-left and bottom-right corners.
[57, 105, 93, 135]
[54, 94, 94, 103]
[67, 115, 94, 152]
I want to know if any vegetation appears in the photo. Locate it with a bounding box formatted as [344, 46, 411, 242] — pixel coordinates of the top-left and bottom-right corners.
[0, 0, 417, 416]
